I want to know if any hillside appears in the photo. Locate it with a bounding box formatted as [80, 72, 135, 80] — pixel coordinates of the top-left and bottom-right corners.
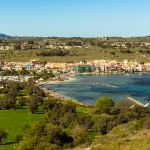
[0, 81, 150, 149]
[0, 33, 11, 38]
[0, 36, 150, 62]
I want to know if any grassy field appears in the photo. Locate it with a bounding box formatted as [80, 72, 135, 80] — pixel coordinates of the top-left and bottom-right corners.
[0, 47, 149, 62]
[0, 108, 45, 150]
[76, 106, 92, 114]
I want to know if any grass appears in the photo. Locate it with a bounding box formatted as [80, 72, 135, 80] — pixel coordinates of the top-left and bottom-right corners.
[18, 89, 29, 97]
[0, 108, 45, 150]
[90, 120, 146, 150]
[1, 47, 150, 62]
[18, 89, 28, 94]
[76, 106, 92, 114]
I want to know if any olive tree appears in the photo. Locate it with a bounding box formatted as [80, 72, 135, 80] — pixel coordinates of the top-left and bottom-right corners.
[0, 128, 8, 144]
[95, 97, 114, 113]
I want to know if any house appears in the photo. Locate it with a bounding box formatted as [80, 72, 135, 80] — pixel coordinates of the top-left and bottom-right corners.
[23, 64, 34, 70]
[30, 58, 40, 65]
[73, 65, 92, 73]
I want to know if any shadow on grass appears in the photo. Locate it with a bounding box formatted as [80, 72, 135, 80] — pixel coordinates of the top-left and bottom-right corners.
[15, 106, 27, 109]
[2, 141, 16, 145]
[36, 111, 45, 114]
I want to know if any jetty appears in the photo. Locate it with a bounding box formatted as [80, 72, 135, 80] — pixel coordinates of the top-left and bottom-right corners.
[127, 97, 145, 107]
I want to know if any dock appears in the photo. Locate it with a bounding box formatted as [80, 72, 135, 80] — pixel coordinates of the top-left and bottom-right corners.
[127, 97, 145, 107]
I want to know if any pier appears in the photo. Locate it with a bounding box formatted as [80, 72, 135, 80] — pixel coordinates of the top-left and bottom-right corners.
[127, 97, 145, 107]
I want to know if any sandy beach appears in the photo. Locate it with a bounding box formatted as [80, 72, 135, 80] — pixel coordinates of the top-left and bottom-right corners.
[38, 76, 87, 106]
[38, 75, 76, 85]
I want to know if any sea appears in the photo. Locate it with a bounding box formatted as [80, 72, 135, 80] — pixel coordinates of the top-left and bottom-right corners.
[41, 73, 150, 105]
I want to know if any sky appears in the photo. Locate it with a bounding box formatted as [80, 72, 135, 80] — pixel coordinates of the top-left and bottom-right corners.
[0, 0, 150, 37]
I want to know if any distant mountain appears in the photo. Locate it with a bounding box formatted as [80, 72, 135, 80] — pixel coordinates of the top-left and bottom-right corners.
[0, 33, 11, 38]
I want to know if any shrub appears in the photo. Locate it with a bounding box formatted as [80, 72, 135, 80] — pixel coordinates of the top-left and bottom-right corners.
[109, 107, 120, 115]
[15, 134, 23, 143]
[144, 118, 150, 129]
[131, 106, 150, 118]
[77, 115, 94, 129]
[60, 113, 76, 128]
[19, 97, 27, 106]
[28, 102, 38, 113]
[93, 118, 109, 134]
[43, 101, 76, 115]
[71, 125, 88, 146]
[0, 128, 8, 144]
[95, 97, 114, 113]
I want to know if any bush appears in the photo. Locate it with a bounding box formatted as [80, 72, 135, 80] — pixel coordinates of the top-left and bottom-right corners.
[60, 113, 76, 128]
[131, 106, 150, 118]
[28, 102, 38, 113]
[0, 128, 8, 144]
[19, 123, 73, 149]
[15, 134, 23, 143]
[109, 107, 120, 115]
[115, 99, 132, 111]
[43, 101, 76, 115]
[19, 97, 27, 106]
[93, 117, 116, 135]
[77, 115, 94, 129]
[95, 97, 114, 113]
[71, 125, 88, 146]
[93, 118, 108, 134]
[116, 111, 138, 124]
[43, 100, 56, 112]
[144, 118, 150, 129]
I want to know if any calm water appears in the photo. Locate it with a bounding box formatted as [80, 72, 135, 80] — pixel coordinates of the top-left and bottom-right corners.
[41, 73, 150, 105]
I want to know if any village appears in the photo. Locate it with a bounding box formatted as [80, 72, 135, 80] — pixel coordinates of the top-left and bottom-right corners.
[1, 37, 150, 51]
[0, 58, 150, 82]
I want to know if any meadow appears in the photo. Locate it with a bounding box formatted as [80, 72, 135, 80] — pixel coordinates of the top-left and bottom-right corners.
[0, 47, 149, 62]
[0, 108, 45, 150]
[0, 82, 45, 150]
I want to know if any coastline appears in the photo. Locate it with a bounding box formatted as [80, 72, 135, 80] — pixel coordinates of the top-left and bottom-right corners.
[38, 76, 87, 106]
[38, 72, 150, 106]
[38, 75, 76, 85]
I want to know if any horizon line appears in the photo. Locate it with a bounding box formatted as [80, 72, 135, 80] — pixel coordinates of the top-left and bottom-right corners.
[1, 34, 150, 38]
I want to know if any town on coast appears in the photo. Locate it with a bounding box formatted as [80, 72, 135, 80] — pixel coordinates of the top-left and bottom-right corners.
[1, 58, 150, 107]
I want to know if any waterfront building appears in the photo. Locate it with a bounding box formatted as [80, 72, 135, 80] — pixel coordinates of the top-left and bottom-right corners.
[23, 64, 34, 70]
[73, 65, 92, 73]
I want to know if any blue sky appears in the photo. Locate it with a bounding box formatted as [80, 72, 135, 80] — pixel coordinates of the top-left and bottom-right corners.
[0, 0, 150, 37]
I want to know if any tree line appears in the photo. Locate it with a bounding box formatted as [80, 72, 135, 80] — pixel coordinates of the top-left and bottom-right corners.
[36, 49, 84, 57]
[1, 81, 150, 148]
[17, 96, 150, 149]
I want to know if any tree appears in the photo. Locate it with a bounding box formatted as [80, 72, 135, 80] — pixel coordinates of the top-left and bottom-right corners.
[15, 134, 23, 143]
[60, 113, 76, 128]
[95, 97, 114, 113]
[77, 115, 94, 129]
[43, 61, 47, 66]
[19, 97, 27, 106]
[20, 68, 30, 76]
[93, 118, 108, 134]
[28, 102, 38, 113]
[0, 128, 8, 144]
[28, 95, 41, 113]
[18, 123, 73, 149]
[71, 125, 87, 146]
